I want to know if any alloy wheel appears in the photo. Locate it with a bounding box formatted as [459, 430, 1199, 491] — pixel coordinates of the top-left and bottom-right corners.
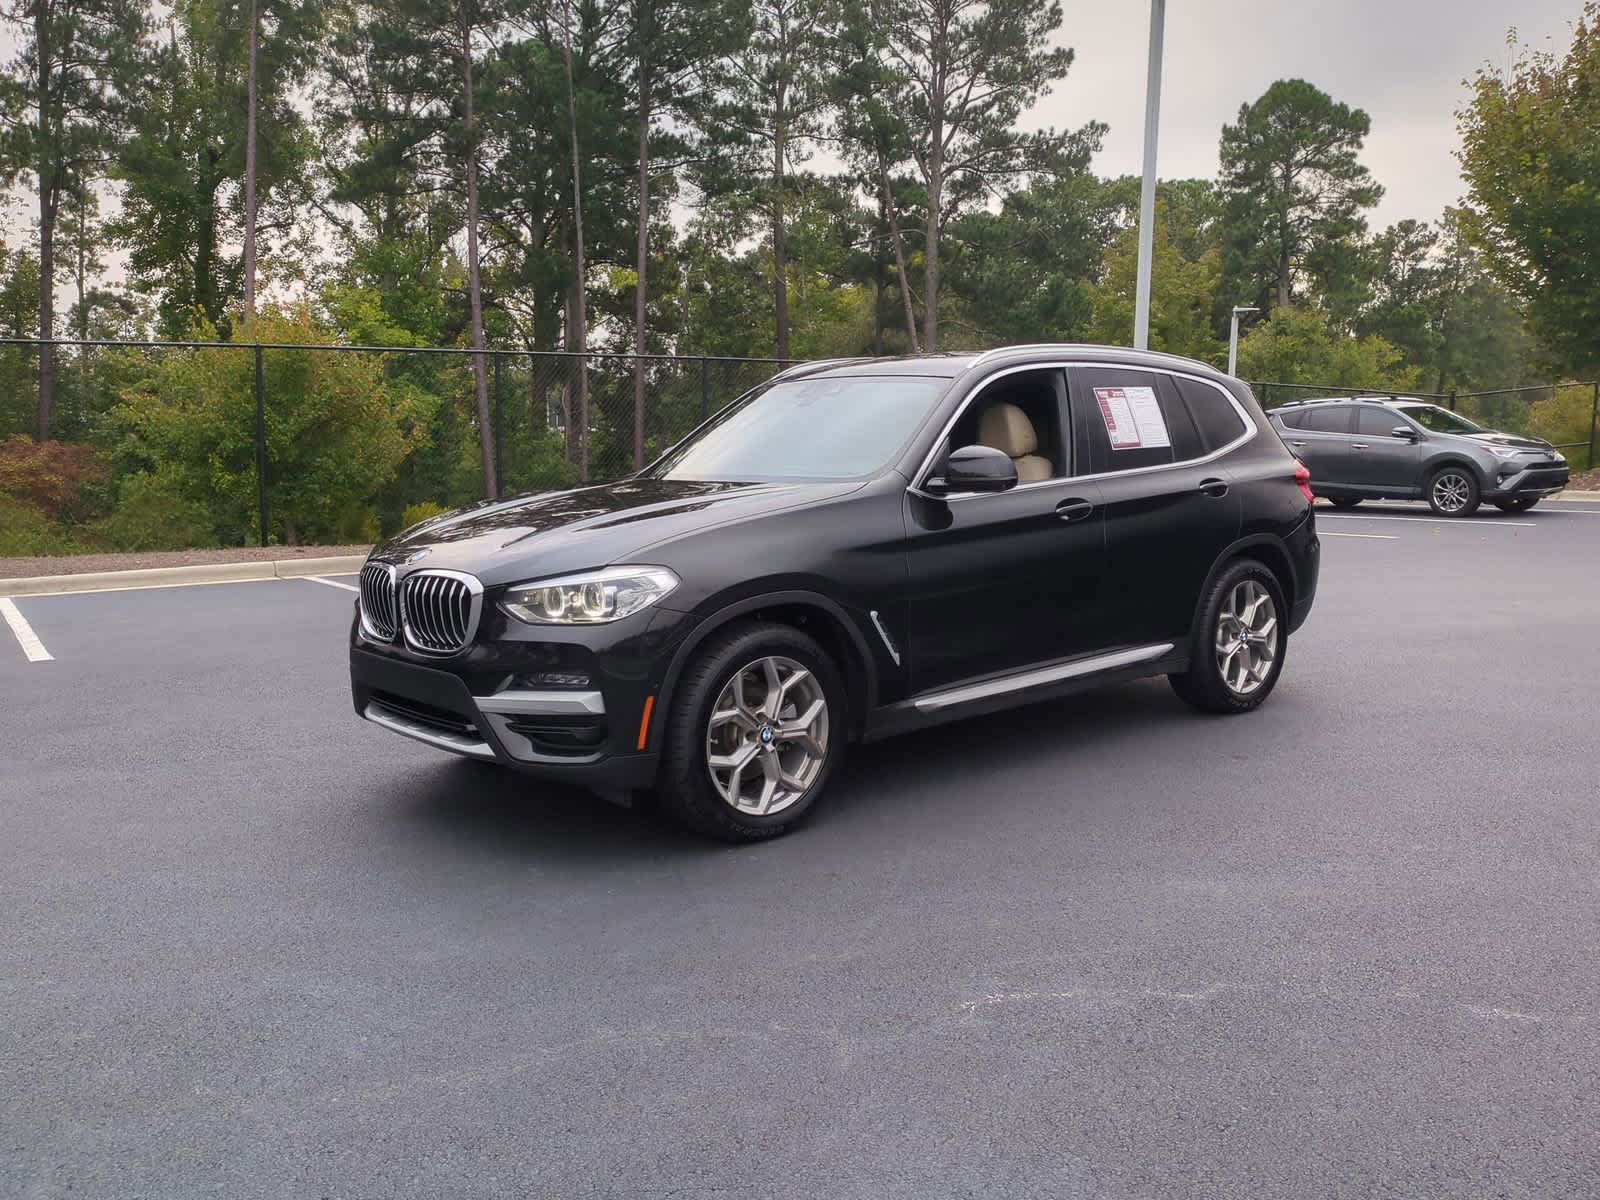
[704, 655, 829, 816]
[1431, 472, 1472, 514]
[1214, 579, 1278, 697]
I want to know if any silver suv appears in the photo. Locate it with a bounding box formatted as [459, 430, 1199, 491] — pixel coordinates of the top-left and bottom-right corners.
[1268, 397, 1570, 516]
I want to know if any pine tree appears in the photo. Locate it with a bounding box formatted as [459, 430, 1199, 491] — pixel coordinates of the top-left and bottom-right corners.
[0, 0, 146, 439]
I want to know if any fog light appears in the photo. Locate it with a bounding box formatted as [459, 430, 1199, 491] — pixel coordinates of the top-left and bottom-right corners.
[516, 671, 591, 689]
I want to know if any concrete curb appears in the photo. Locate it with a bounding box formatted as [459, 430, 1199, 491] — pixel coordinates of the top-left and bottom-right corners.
[1, 554, 367, 597]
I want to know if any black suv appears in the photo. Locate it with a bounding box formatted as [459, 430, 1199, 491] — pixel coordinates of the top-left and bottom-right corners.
[1268, 396, 1569, 516]
[351, 346, 1319, 840]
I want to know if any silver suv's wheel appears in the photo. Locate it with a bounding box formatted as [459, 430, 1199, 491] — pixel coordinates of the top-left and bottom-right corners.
[1427, 467, 1480, 516]
[705, 655, 829, 817]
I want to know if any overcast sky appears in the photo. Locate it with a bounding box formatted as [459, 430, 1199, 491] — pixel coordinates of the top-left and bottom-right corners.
[1042, 0, 1583, 228]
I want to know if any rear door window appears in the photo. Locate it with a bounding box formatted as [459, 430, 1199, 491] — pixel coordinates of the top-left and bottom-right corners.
[1074, 366, 1178, 472]
[1301, 406, 1353, 434]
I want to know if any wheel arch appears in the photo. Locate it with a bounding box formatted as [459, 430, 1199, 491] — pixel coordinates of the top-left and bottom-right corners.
[1197, 534, 1298, 632]
[649, 590, 880, 747]
[1424, 453, 1492, 489]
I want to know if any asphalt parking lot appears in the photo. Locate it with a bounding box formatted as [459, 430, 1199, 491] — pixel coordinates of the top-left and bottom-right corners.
[4, 500, 1599, 1199]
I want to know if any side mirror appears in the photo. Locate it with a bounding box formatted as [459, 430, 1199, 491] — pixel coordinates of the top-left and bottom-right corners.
[929, 444, 1018, 495]
[1391, 426, 1418, 442]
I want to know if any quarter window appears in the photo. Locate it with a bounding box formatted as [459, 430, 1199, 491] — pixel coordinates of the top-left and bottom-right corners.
[1177, 377, 1249, 451]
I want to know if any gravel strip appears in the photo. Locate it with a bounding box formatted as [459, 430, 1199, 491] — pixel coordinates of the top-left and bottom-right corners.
[0, 545, 371, 580]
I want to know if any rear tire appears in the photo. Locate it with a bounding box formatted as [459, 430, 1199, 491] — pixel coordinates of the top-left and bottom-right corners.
[1493, 496, 1538, 513]
[1169, 559, 1287, 715]
[656, 621, 847, 842]
[1328, 497, 1362, 509]
[1426, 466, 1480, 517]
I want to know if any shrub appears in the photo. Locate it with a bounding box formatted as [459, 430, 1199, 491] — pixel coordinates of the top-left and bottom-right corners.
[0, 435, 108, 520]
[400, 500, 450, 531]
[108, 307, 436, 545]
[1527, 384, 1597, 470]
[0, 494, 89, 557]
[89, 472, 217, 552]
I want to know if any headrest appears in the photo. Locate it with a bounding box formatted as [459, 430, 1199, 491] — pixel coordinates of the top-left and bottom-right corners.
[977, 403, 1038, 458]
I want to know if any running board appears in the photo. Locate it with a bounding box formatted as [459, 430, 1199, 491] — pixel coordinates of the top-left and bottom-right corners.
[912, 643, 1176, 714]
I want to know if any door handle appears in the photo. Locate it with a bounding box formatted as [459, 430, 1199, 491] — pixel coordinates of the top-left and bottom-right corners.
[1054, 498, 1095, 523]
[1288, 439, 1307, 448]
[1350, 442, 1369, 450]
[1198, 478, 1229, 499]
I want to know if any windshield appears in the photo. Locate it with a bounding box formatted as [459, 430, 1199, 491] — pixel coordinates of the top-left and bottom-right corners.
[1397, 404, 1487, 435]
[646, 374, 950, 481]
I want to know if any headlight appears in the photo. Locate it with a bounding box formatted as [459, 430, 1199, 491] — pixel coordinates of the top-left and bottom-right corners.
[1554, 451, 1566, 464]
[1488, 446, 1526, 460]
[500, 566, 679, 625]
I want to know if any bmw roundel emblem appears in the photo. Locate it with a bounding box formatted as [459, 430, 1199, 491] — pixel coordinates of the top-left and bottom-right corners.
[759, 724, 774, 745]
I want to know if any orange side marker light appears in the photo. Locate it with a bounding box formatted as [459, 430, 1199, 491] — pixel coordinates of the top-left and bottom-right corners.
[636, 695, 656, 751]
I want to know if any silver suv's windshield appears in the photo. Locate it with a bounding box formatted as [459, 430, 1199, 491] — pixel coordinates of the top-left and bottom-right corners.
[647, 374, 950, 482]
[1395, 403, 1487, 435]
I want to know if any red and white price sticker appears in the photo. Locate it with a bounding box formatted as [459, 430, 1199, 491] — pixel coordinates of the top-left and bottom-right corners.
[1094, 386, 1171, 451]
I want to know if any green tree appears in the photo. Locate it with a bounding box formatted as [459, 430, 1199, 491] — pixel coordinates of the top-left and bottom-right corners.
[111, 0, 321, 338]
[0, 0, 146, 438]
[830, 4, 922, 349]
[0, 242, 41, 435]
[109, 307, 435, 544]
[702, 0, 838, 359]
[942, 168, 1111, 347]
[620, 0, 748, 466]
[1217, 79, 1381, 314]
[1088, 197, 1223, 363]
[1457, 5, 1600, 374]
[870, 0, 1094, 350]
[1236, 305, 1421, 394]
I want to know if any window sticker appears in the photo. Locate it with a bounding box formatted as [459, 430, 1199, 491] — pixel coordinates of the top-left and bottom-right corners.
[1094, 386, 1171, 450]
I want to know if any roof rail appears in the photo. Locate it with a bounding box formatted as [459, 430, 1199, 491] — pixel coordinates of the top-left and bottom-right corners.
[969, 342, 1219, 372]
[766, 356, 869, 382]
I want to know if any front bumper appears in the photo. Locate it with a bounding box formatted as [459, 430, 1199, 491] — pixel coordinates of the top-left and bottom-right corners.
[1485, 461, 1570, 498]
[349, 603, 694, 793]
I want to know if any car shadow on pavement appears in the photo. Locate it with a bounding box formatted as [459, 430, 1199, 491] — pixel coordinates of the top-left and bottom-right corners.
[393, 679, 1192, 858]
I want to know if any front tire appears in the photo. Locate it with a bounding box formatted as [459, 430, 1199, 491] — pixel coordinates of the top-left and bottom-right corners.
[1493, 496, 1538, 513]
[656, 621, 846, 842]
[1426, 466, 1480, 516]
[1169, 559, 1287, 715]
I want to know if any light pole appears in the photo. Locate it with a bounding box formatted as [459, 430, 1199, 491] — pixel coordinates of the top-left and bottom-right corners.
[1132, 0, 1166, 351]
[1227, 306, 1258, 377]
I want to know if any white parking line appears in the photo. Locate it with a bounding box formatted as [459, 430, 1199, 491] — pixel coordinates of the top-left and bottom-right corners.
[0, 597, 53, 662]
[1320, 531, 1398, 540]
[1320, 514, 1537, 529]
[301, 575, 359, 593]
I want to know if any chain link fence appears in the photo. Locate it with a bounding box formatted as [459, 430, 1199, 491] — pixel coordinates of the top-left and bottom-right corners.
[3, 338, 1596, 561]
[0, 337, 790, 556]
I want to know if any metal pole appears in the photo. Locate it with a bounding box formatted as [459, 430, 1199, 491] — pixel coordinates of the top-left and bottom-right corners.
[1131, 0, 1166, 351]
[1588, 381, 1598, 470]
[1226, 306, 1256, 377]
[1448, 389, 1457, 412]
[492, 352, 503, 500]
[700, 356, 709, 421]
[253, 344, 268, 547]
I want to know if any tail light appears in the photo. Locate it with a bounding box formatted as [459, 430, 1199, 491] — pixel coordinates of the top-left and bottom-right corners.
[1294, 459, 1315, 503]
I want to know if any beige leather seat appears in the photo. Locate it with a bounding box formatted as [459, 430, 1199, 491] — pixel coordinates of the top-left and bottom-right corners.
[976, 403, 1053, 482]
